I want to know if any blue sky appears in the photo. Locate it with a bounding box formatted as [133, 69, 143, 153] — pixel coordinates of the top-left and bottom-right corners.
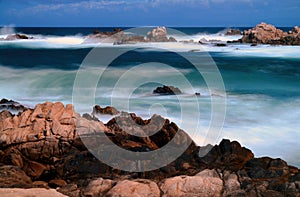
[0, 0, 299, 27]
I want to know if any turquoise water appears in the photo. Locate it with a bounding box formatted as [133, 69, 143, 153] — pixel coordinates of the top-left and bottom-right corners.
[0, 27, 300, 167]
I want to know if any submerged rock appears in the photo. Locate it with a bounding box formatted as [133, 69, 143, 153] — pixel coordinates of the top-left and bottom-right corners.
[215, 43, 227, 47]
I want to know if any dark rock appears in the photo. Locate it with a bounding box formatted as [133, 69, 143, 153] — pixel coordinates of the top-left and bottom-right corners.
[114, 35, 146, 45]
[0, 165, 32, 188]
[153, 85, 182, 95]
[93, 105, 119, 115]
[215, 43, 227, 47]
[225, 29, 242, 36]
[0, 98, 28, 113]
[48, 179, 67, 188]
[5, 34, 33, 40]
[85, 28, 125, 43]
[32, 181, 48, 188]
[199, 139, 254, 171]
[168, 36, 177, 42]
[82, 113, 99, 121]
[195, 92, 201, 96]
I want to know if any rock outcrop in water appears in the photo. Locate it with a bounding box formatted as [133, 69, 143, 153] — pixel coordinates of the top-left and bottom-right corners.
[0, 33, 33, 41]
[229, 22, 300, 45]
[0, 100, 299, 196]
[84, 26, 177, 44]
[225, 29, 242, 36]
[146, 26, 176, 42]
[153, 85, 182, 95]
[92, 105, 119, 116]
[0, 98, 28, 113]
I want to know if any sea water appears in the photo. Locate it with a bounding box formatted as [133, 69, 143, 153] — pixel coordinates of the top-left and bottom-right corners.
[0, 26, 299, 167]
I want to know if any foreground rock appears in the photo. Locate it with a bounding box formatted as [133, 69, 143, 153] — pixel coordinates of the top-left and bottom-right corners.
[230, 22, 300, 45]
[107, 179, 160, 197]
[160, 169, 223, 197]
[153, 85, 182, 95]
[0, 188, 67, 197]
[0, 100, 299, 196]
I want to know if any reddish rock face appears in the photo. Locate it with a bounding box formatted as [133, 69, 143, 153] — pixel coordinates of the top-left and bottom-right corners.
[241, 23, 287, 44]
[234, 22, 300, 45]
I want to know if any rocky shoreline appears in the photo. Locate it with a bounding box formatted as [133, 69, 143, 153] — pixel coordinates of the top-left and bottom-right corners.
[0, 100, 299, 196]
[2, 23, 300, 46]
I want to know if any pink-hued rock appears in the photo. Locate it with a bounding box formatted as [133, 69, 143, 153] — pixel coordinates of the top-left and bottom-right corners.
[232, 22, 300, 45]
[0, 188, 67, 197]
[241, 23, 287, 44]
[83, 178, 114, 197]
[0, 102, 109, 180]
[160, 169, 223, 197]
[107, 179, 160, 197]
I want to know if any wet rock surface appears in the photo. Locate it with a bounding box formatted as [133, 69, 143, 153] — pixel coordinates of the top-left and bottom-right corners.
[0, 100, 299, 196]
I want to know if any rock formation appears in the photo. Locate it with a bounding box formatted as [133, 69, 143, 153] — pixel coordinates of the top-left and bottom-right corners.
[229, 22, 300, 45]
[84, 27, 177, 44]
[0, 100, 299, 196]
[225, 29, 242, 36]
[92, 105, 119, 116]
[0, 98, 28, 113]
[146, 26, 176, 42]
[0, 34, 33, 41]
[84, 28, 126, 43]
[153, 85, 182, 95]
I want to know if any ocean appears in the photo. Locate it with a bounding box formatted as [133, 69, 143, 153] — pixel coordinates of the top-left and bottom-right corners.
[1, 26, 300, 167]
